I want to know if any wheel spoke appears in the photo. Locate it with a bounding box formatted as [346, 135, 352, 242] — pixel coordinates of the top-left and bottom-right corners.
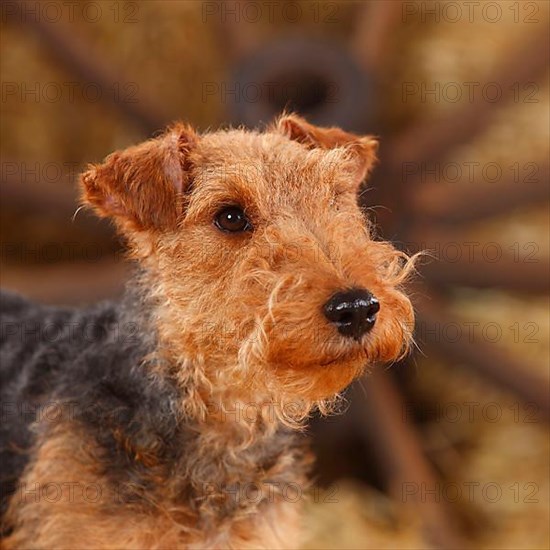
[409, 163, 549, 225]
[353, 371, 465, 549]
[415, 291, 550, 420]
[351, 0, 404, 77]
[9, 0, 167, 135]
[418, 254, 549, 293]
[388, 32, 549, 174]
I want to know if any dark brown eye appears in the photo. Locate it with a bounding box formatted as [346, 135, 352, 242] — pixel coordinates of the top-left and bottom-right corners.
[214, 206, 252, 233]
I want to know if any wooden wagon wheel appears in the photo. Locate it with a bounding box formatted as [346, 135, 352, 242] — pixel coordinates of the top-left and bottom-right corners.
[6, 1, 549, 547]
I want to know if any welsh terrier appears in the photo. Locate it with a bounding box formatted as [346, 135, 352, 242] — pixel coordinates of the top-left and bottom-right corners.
[0, 114, 415, 549]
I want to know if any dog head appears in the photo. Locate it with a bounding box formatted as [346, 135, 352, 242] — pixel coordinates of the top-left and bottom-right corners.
[81, 115, 415, 424]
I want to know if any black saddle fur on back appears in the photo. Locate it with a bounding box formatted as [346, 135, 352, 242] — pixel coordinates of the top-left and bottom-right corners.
[0, 289, 184, 523]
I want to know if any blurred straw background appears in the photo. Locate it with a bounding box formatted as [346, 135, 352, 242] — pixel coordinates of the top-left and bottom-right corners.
[1, 1, 549, 548]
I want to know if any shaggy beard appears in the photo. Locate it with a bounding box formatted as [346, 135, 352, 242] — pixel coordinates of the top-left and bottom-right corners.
[135, 246, 419, 434]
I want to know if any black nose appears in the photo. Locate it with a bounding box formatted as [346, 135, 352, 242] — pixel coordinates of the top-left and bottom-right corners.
[323, 289, 380, 340]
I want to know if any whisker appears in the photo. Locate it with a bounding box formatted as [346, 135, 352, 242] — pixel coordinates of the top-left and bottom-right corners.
[71, 205, 85, 222]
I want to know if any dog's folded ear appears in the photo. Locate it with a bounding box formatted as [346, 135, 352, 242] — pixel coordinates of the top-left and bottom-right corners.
[277, 114, 378, 181]
[80, 123, 198, 232]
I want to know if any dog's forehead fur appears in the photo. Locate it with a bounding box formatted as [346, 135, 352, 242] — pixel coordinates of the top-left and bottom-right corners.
[188, 128, 362, 212]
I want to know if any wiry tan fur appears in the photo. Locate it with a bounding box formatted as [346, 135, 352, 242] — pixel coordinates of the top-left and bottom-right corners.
[3, 115, 415, 549]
